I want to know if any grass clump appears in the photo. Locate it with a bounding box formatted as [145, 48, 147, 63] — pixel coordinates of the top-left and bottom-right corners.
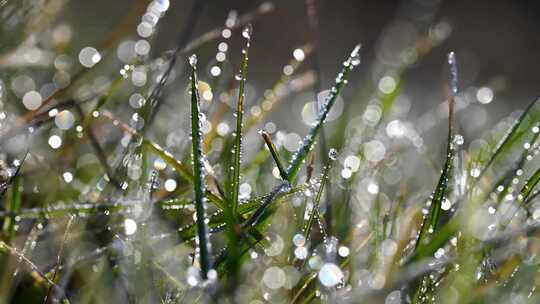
[0, 1, 540, 304]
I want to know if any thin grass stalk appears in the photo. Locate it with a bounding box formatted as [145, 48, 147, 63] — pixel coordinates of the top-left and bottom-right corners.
[415, 52, 457, 249]
[260, 130, 288, 181]
[188, 54, 212, 280]
[230, 24, 252, 214]
[303, 153, 332, 244]
[286, 44, 361, 182]
[43, 215, 75, 304]
[474, 96, 540, 185]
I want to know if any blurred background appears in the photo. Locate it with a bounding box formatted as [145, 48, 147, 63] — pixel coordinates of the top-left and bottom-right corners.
[15, 0, 532, 152]
[2, 0, 540, 140]
[63, 0, 540, 112]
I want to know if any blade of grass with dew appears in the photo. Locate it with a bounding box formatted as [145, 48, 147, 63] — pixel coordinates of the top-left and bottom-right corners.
[492, 121, 540, 201]
[520, 166, 540, 202]
[2, 161, 25, 241]
[188, 54, 212, 280]
[413, 97, 540, 261]
[286, 44, 361, 182]
[302, 149, 334, 244]
[415, 52, 457, 250]
[220, 24, 252, 286]
[43, 215, 75, 304]
[474, 96, 540, 184]
[409, 52, 460, 303]
[229, 24, 252, 214]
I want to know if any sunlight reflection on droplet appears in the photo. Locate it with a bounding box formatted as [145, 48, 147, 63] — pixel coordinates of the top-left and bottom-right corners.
[63, 172, 73, 183]
[318, 263, 343, 287]
[378, 76, 397, 94]
[78, 47, 101, 68]
[153, 158, 166, 171]
[55, 110, 75, 130]
[292, 234, 306, 247]
[293, 48, 305, 62]
[385, 290, 401, 304]
[164, 179, 177, 192]
[476, 87, 494, 104]
[124, 218, 137, 235]
[263, 266, 286, 289]
[48, 135, 62, 149]
[344, 155, 360, 172]
[22, 90, 42, 110]
[364, 140, 386, 162]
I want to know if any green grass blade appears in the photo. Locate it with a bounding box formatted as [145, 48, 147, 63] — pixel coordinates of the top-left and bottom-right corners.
[475, 96, 540, 183]
[415, 52, 457, 249]
[303, 150, 333, 244]
[230, 24, 252, 214]
[521, 167, 540, 201]
[260, 130, 288, 181]
[188, 54, 212, 280]
[286, 44, 361, 182]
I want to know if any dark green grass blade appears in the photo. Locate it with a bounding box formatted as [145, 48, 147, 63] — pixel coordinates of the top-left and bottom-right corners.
[521, 167, 540, 201]
[188, 54, 212, 280]
[415, 52, 457, 249]
[302, 153, 332, 243]
[286, 44, 361, 182]
[493, 123, 540, 201]
[230, 24, 252, 214]
[260, 130, 288, 181]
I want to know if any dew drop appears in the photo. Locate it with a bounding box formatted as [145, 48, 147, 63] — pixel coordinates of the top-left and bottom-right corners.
[55, 110, 75, 130]
[164, 179, 177, 192]
[328, 148, 338, 160]
[318, 263, 344, 287]
[441, 198, 452, 211]
[350, 44, 361, 66]
[453, 134, 464, 145]
[188, 54, 198, 67]
[153, 158, 166, 171]
[22, 91, 42, 110]
[48, 135, 62, 149]
[294, 247, 308, 259]
[263, 266, 286, 289]
[124, 218, 137, 235]
[292, 234, 306, 247]
[242, 24, 253, 39]
[385, 290, 401, 304]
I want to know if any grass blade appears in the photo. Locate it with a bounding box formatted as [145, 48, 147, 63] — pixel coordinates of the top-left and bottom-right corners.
[475, 96, 540, 183]
[521, 167, 540, 201]
[415, 52, 457, 248]
[229, 24, 252, 214]
[260, 130, 288, 181]
[303, 150, 333, 244]
[188, 54, 213, 280]
[286, 44, 361, 182]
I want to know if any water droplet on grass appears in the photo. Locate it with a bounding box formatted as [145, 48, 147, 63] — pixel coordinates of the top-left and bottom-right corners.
[328, 148, 338, 160]
[242, 24, 253, 39]
[318, 263, 344, 287]
[188, 54, 198, 67]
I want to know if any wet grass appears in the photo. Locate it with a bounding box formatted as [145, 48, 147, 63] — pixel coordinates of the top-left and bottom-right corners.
[0, 1, 540, 304]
